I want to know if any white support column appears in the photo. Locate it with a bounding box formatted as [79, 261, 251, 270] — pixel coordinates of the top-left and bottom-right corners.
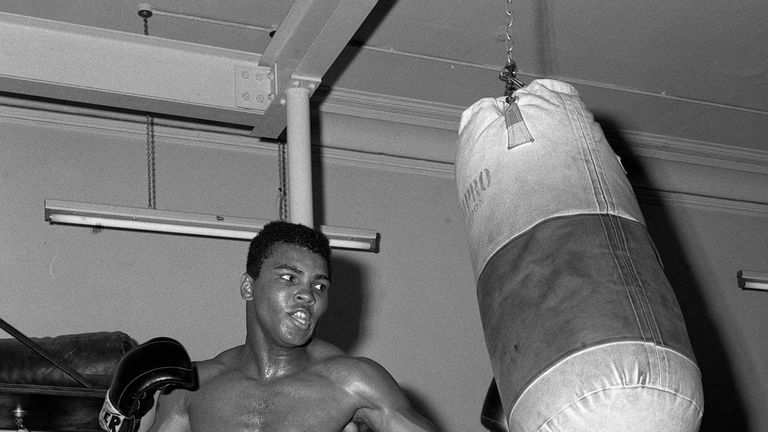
[284, 84, 314, 227]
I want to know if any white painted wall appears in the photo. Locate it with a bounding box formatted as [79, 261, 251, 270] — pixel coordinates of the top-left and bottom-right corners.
[0, 103, 488, 431]
[641, 199, 768, 431]
[1, 99, 767, 431]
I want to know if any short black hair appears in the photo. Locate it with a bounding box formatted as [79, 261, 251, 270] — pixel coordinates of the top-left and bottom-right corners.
[246, 221, 331, 279]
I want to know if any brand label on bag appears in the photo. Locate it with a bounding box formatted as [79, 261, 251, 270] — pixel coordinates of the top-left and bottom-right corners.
[461, 168, 491, 223]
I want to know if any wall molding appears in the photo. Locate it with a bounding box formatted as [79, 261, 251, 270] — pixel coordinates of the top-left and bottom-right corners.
[316, 87, 768, 175]
[5, 91, 768, 176]
[0, 95, 276, 154]
[2, 92, 767, 215]
[623, 130, 768, 175]
[634, 188, 768, 217]
[0, 95, 455, 178]
[316, 87, 463, 131]
[317, 145, 454, 178]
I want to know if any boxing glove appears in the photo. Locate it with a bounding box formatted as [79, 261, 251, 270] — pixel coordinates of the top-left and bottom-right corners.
[99, 337, 197, 432]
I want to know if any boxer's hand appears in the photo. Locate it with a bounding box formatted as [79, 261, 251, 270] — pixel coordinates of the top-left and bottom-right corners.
[99, 337, 196, 432]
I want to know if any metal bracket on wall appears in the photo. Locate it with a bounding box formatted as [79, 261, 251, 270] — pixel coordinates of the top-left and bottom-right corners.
[737, 270, 768, 291]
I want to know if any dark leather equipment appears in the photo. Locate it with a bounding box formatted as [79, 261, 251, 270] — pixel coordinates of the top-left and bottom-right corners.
[0, 330, 137, 431]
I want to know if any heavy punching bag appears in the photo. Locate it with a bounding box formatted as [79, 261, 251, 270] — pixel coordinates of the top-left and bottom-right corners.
[456, 79, 703, 432]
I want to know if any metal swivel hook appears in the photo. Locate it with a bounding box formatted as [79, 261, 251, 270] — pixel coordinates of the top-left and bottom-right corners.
[499, 62, 525, 102]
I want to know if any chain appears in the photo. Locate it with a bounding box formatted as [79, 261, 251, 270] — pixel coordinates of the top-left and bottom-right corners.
[145, 115, 156, 209]
[499, 0, 525, 101]
[140, 7, 152, 36]
[278, 142, 288, 221]
[504, 0, 514, 67]
[141, 9, 157, 209]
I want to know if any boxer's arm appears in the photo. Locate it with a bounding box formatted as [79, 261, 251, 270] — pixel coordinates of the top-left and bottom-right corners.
[343, 358, 438, 432]
[145, 389, 191, 432]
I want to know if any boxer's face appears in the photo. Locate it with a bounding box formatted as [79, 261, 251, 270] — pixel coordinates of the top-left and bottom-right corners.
[248, 242, 330, 348]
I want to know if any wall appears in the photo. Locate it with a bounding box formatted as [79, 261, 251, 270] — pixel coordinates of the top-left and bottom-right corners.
[641, 197, 768, 431]
[0, 101, 489, 432]
[2, 97, 768, 431]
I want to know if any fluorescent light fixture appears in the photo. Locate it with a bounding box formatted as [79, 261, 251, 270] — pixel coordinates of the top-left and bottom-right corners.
[737, 270, 768, 292]
[44, 199, 379, 252]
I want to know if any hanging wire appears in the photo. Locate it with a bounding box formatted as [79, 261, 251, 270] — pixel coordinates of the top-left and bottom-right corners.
[277, 142, 288, 221]
[140, 8, 157, 209]
[499, 0, 525, 101]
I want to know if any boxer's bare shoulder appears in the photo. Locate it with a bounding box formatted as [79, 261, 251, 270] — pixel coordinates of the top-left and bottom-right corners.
[149, 340, 432, 432]
[145, 347, 247, 432]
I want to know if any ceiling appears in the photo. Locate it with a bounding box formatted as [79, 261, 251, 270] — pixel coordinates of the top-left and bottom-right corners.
[1, 0, 767, 157]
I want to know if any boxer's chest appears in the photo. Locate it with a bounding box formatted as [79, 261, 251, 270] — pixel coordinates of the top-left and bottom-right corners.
[188, 371, 358, 432]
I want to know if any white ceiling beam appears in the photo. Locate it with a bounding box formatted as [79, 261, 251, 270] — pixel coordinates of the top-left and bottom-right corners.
[0, 0, 378, 138]
[261, 0, 378, 81]
[251, 0, 379, 137]
[0, 12, 273, 128]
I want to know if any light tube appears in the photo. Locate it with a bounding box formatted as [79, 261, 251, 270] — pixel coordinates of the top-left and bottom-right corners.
[737, 270, 768, 292]
[44, 199, 379, 252]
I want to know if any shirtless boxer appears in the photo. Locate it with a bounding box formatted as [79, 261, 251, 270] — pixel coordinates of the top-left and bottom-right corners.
[142, 221, 437, 432]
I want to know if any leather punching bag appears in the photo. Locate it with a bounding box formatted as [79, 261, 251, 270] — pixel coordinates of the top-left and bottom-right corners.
[456, 80, 703, 432]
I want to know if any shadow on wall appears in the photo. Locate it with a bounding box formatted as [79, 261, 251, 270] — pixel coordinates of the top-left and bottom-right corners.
[402, 387, 449, 432]
[315, 254, 367, 354]
[313, 253, 446, 429]
[599, 117, 750, 432]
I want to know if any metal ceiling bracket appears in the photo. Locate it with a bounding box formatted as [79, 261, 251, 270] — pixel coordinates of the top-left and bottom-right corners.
[279, 75, 322, 107]
[234, 65, 274, 110]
